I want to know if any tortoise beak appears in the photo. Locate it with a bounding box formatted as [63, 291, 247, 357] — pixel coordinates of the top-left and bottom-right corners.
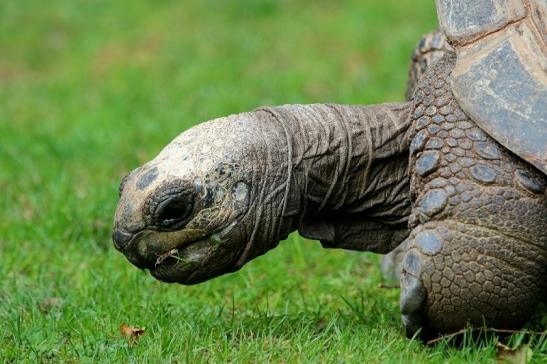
[112, 228, 152, 270]
[112, 228, 133, 250]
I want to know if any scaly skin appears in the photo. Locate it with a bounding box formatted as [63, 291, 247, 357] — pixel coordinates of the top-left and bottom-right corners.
[113, 103, 412, 285]
[382, 30, 453, 282]
[405, 31, 452, 100]
[400, 53, 547, 337]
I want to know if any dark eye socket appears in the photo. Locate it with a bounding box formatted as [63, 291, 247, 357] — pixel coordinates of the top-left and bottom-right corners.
[155, 195, 193, 228]
[144, 180, 195, 230]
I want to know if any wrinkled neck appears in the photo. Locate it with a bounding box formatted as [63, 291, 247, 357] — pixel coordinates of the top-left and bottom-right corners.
[261, 103, 411, 222]
[235, 103, 412, 266]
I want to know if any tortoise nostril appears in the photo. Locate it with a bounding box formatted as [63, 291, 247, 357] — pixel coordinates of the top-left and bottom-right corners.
[112, 228, 134, 250]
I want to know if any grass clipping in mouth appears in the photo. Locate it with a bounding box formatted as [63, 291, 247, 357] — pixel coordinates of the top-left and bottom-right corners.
[155, 249, 180, 268]
[154, 248, 194, 268]
[154, 234, 219, 268]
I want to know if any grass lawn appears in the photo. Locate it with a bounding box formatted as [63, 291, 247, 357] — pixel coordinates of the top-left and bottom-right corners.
[1, 0, 545, 362]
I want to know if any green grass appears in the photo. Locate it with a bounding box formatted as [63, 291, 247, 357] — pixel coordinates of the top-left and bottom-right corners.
[0, 0, 545, 362]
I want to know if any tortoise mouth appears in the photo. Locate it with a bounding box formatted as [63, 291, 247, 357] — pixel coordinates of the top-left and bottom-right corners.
[112, 226, 209, 271]
[147, 238, 208, 283]
[113, 219, 244, 284]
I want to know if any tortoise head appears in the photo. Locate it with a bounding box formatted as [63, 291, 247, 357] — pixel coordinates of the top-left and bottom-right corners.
[112, 115, 282, 284]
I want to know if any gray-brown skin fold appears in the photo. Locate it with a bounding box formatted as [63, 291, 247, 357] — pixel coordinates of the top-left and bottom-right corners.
[113, 103, 413, 285]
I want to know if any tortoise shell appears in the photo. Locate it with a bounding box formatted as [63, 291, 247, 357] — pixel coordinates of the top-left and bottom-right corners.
[436, 0, 547, 174]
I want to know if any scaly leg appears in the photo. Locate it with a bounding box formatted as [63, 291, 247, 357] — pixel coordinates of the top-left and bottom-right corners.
[401, 54, 547, 337]
[382, 31, 453, 283]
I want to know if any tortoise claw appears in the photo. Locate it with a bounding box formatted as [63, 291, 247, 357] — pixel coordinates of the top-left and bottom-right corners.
[400, 248, 427, 338]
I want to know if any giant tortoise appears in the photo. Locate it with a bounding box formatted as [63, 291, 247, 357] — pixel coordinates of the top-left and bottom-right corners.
[112, 0, 546, 337]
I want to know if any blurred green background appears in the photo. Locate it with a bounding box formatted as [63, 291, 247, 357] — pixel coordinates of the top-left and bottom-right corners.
[1, 0, 545, 362]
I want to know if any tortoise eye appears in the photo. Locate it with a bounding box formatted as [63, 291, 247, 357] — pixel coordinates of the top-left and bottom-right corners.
[143, 180, 195, 230]
[156, 196, 193, 227]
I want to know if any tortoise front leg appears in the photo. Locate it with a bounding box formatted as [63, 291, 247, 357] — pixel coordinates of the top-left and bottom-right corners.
[400, 54, 547, 337]
[382, 30, 453, 283]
